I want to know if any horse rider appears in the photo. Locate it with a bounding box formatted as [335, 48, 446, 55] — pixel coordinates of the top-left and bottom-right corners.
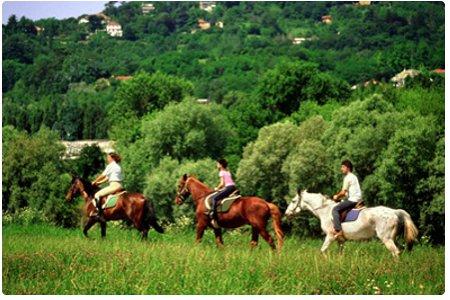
[91, 152, 124, 217]
[332, 159, 362, 239]
[209, 158, 237, 219]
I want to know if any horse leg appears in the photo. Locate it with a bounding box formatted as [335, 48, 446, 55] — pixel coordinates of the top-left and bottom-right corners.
[258, 227, 275, 250]
[338, 240, 345, 255]
[141, 229, 149, 240]
[320, 234, 334, 255]
[383, 238, 400, 257]
[213, 228, 224, 247]
[100, 221, 107, 238]
[83, 217, 97, 237]
[376, 219, 400, 257]
[250, 227, 259, 249]
[196, 220, 207, 244]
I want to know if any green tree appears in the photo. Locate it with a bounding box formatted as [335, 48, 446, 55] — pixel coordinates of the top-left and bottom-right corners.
[257, 61, 350, 121]
[111, 71, 194, 118]
[236, 122, 299, 206]
[119, 99, 235, 192]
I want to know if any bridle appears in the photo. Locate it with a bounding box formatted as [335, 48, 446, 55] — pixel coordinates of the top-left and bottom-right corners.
[176, 183, 190, 203]
[293, 193, 330, 212]
[176, 178, 216, 204]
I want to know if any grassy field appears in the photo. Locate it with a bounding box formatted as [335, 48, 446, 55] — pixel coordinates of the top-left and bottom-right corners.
[2, 223, 444, 295]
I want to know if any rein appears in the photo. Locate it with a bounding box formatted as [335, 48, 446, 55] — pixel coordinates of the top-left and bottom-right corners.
[295, 194, 331, 212]
[177, 180, 214, 204]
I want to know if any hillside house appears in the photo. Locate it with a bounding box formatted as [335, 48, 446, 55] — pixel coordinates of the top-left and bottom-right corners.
[106, 21, 123, 37]
[391, 69, 420, 87]
[292, 37, 315, 45]
[34, 26, 44, 34]
[216, 21, 224, 29]
[199, 1, 216, 12]
[197, 98, 209, 104]
[142, 3, 155, 14]
[78, 17, 89, 24]
[321, 15, 332, 24]
[357, 1, 371, 6]
[113, 75, 133, 81]
[198, 19, 211, 30]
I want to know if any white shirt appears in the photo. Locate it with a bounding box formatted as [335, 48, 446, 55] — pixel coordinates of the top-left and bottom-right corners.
[342, 172, 362, 202]
[102, 161, 123, 182]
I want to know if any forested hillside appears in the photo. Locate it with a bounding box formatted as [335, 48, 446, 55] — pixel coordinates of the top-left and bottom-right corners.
[2, 1, 444, 139]
[2, 1, 445, 243]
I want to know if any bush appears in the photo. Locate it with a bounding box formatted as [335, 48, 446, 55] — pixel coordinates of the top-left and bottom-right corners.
[2, 207, 48, 226]
[2, 126, 80, 227]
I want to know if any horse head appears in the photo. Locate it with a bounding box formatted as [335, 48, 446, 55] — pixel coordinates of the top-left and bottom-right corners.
[285, 189, 308, 217]
[66, 176, 81, 201]
[175, 174, 190, 205]
[66, 176, 95, 202]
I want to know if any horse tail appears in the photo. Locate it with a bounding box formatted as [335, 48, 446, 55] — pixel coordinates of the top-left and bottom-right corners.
[396, 209, 418, 251]
[142, 200, 164, 234]
[267, 202, 284, 251]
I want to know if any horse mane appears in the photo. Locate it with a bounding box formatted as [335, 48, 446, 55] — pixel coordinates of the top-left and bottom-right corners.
[75, 176, 97, 197]
[188, 176, 213, 193]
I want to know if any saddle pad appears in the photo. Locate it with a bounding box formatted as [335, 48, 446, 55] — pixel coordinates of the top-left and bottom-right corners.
[205, 193, 241, 212]
[343, 209, 362, 222]
[102, 191, 126, 209]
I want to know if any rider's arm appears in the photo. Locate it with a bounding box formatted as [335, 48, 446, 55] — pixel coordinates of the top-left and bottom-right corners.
[215, 177, 225, 191]
[92, 174, 108, 186]
[333, 189, 347, 201]
[333, 175, 351, 201]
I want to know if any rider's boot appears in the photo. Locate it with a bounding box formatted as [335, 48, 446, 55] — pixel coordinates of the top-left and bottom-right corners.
[95, 197, 104, 220]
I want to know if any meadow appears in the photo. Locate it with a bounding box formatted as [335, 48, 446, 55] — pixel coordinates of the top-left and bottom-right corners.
[2, 223, 444, 295]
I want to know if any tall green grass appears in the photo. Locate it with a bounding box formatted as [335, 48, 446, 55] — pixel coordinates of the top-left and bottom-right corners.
[2, 224, 444, 295]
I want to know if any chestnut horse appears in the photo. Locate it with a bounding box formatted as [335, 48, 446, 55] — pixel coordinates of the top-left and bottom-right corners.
[66, 176, 164, 239]
[175, 174, 284, 251]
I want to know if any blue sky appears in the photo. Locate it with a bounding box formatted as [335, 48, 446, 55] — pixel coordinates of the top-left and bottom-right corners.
[2, 1, 109, 24]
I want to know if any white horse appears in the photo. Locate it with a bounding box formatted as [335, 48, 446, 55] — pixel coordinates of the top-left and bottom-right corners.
[285, 190, 419, 257]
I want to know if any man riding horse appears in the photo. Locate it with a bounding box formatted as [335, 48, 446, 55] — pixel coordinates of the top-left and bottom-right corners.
[331, 159, 362, 239]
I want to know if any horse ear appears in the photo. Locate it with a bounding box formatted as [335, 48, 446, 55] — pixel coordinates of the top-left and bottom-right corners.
[297, 187, 307, 195]
[183, 174, 188, 180]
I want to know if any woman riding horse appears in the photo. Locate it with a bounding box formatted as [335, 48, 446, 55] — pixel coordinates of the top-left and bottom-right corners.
[175, 173, 284, 251]
[66, 153, 163, 239]
[209, 159, 237, 221]
[91, 152, 124, 217]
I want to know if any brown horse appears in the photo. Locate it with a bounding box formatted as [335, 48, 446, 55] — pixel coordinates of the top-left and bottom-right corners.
[66, 176, 164, 239]
[175, 174, 284, 251]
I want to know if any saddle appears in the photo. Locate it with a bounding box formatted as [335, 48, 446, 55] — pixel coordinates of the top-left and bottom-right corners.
[339, 201, 366, 223]
[204, 189, 241, 214]
[101, 190, 127, 209]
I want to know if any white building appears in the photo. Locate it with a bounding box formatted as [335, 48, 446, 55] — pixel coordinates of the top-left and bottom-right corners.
[199, 1, 216, 12]
[292, 37, 316, 45]
[391, 69, 420, 88]
[197, 98, 209, 104]
[78, 17, 89, 24]
[106, 21, 123, 37]
[142, 3, 155, 14]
